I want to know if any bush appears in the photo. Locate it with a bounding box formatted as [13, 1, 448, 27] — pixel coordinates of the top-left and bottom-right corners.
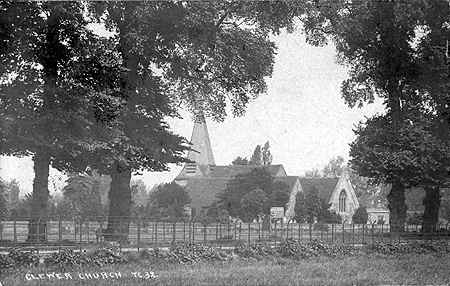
[407, 212, 422, 225]
[352, 207, 368, 224]
[366, 241, 450, 255]
[320, 210, 342, 224]
[313, 223, 329, 231]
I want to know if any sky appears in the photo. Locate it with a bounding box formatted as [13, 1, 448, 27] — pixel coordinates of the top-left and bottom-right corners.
[0, 29, 384, 196]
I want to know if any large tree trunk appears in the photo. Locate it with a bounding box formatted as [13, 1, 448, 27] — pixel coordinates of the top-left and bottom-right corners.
[387, 181, 407, 232]
[27, 151, 50, 242]
[422, 186, 440, 233]
[105, 161, 132, 242]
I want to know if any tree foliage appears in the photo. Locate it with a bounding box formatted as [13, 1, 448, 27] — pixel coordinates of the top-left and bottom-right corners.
[249, 145, 263, 166]
[146, 182, 191, 220]
[0, 179, 8, 219]
[262, 141, 273, 165]
[240, 189, 268, 222]
[62, 174, 105, 221]
[218, 168, 290, 221]
[294, 186, 340, 224]
[352, 206, 368, 224]
[312, 0, 450, 231]
[231, 156, 249, 166]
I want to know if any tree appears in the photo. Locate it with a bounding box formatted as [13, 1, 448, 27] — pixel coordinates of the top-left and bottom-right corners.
[146, 182, 191, 220]
[62, 174, 105, 221]
[294, 187, 322, 224]
[5, 179, 20, 211]
[320, 210, 342, 224]
[412, 1, 450, 232]
[249, 145, 263, 165]
[352, 206, 368, 224]
[131, 179, 148, 218]
[0, 2, 123, 241]
[304, 168, 321, 178]
[240, 189, 268, 222]
[10, 193, 33, 219]
[270, 181, 290, 208]
[294, 186, 337, 224]
[261, 141, 273, 165]
[86, 1, 320, 240]
[0, 179, 8, 220]
[218, 168, 273, 218]
[350, 113, 450, 231]
[313, 1, 447, 232]
[322, 156, 344, 177]
[294, 191, 308, 223]
[218, 168, 289, 221]
[231, 156, 249, 166]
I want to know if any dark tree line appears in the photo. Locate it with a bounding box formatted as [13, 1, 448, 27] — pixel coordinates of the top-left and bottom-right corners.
[1, 1, 323, 241]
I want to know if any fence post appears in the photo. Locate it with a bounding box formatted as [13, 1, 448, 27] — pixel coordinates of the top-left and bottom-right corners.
[274, 220, 278, 241]
[247, 223, 250, 244]
[371, 223, 374, 245]
[79, 220, 82, 243]
[183, 221, 186, 242]
[163, 222, 166, 242]
[58, 217, 62, 242]
[73, 219, 76, 241]
[286, 222, 289, 239]
[352, 224, 355, 245]
[193, 222, 196, 242]
[239, 223, 242, 241]
[13, 218, 17, 243]
[87, 221, 90, 243]
[155, 222, 158, 245]
[331, 224, 334, 243]
[297, 223, 301, 241]
[258, 222, 261, 241]
[137, 218, 141, 252]
[173, 222, 176, 245]
[362, 224, 365, 244]
[342, 223, 345, 244]
[309, 223, 312, 242]
[203, 223, 207, 243]
[215, 223, 218, 241]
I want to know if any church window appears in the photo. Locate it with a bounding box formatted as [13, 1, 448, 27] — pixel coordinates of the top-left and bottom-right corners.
[339, 190, 347, 212]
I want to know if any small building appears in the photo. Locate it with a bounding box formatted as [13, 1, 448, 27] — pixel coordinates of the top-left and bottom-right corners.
[366, 207, 390, 224]
[299, 170, 360, 223]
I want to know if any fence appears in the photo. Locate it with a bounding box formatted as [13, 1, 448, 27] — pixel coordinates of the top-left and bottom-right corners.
[1, 217, 449, 249]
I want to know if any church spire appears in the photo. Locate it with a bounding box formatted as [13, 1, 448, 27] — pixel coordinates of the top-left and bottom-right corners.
[187, 112, 215, 166]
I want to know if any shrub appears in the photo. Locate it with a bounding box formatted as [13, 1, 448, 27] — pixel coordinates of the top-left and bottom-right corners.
[352, 207, 368, 224]
[407, 212, 422, 225]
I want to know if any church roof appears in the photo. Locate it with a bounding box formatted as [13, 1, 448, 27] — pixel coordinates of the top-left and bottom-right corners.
[187, 115, 215, 166]
[181, 167, 293, 211]
[274, 176, 299, 189]
[208, 164, 286, 178]
[183, 178, 229, 211]
[299, 177, 339, 202]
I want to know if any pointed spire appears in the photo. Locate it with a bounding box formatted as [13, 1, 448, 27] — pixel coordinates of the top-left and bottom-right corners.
[187, 112, 215, 166]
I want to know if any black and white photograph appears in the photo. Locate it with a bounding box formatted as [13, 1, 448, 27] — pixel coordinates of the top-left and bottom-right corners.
[0, 0, 449, 285]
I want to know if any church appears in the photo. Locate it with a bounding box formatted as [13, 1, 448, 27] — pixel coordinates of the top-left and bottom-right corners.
[174, 115, 360, 222]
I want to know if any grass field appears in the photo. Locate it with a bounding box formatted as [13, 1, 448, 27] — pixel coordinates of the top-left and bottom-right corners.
[2, 253, 450, 286]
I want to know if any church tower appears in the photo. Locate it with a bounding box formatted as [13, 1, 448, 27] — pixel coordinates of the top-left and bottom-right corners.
[175, 113, 215, 184]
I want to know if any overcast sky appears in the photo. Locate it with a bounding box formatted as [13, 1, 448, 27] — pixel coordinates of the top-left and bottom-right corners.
[0, 29, 384, 195]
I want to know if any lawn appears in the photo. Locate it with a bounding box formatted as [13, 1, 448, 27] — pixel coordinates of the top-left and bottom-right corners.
[2, 253, 450, 286]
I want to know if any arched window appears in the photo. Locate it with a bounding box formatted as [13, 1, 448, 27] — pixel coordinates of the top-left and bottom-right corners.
[339, 190, 347, 212]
